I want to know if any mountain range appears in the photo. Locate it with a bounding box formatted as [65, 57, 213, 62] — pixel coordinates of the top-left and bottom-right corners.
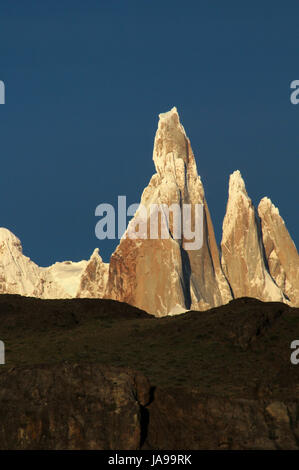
[0, 107, 298, 315]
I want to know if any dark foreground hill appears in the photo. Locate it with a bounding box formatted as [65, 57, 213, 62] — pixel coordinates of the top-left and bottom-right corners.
[0, 295, 299, 449]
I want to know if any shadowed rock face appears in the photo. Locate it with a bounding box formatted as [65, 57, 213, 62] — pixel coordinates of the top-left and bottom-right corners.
[0, 363, 151, 450]
[146, 389, 299, 450]
[0, 363, 299, 450]
[221, 171, 285, 303]
[105, 107, 232, 316]
[0, 295, 299, 449]
[258, 197, 299, 307]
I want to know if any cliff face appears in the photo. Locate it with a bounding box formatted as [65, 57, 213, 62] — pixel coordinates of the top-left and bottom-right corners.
[105, 107, 232, 316]
[146, 389, 299, 450]
[0, 364, 151, 450]
[258, 197, 299, 307]
[0, 363, 299, 450]
[221, 171, 285, 303]
[1, 294, 299, 450]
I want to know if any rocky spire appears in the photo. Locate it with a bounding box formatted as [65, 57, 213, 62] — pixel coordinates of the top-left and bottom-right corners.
[1, 109, 298, 314]
[152, 107, 199, 188]
[76, 248, 109, 298]
[105, 107, 232, 316]
[221, 171, 285, 302]
[258, 197, 299, 306]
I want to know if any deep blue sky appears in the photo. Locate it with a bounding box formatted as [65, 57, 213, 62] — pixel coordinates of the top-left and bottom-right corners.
[0, 1, 298, 265]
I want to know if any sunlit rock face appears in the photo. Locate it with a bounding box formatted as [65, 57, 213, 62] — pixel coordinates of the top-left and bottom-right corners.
[76, 248, 109, 299]
[258, 197, 299, 306]
[0, 228, 44, 297]
[1, 108, 298, 315]
[220, 171, 285, 303]
[105, 107, 232, 316]
[0, 228, 108, 299]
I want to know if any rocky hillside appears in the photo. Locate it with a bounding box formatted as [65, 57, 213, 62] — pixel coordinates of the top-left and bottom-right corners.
[1, 362, 299, 450]
[0, 294, 299, 449]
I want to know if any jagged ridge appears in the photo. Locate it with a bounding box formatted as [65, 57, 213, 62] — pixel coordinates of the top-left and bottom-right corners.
[0, 108, 298, 313]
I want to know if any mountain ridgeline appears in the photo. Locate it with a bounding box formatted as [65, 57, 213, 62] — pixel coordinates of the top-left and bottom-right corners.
[0, 107, 298, 315]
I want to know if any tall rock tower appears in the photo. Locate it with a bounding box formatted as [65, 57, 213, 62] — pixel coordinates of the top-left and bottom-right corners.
[258, 197, 299, 306]
[105, 107, 232, 316]
[221, 171, 285, 303]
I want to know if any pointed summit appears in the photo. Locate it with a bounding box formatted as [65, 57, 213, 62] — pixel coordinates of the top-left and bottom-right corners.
[221, 172, 285, 302]
[221, 171, 249, 246]
[1, 109, 298, 313]
[105, 108, 232, 316]
[259, 197, 280, 216]
[152, 107, 199, 191]
[258, 197, 299, 306]
[228, 170, 248, 195]
[76, 248, 109, 298]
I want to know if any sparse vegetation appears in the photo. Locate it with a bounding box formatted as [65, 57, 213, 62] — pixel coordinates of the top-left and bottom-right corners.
[0, 295, 299, 399]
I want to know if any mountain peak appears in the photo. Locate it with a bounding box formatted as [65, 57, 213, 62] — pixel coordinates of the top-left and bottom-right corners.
[221, 172, 285, 303]
[258, 196, 299, 306]
[158, 106, 180, 123]
[106, 108, 232, 315]
[221, 171, 251, 245]
[0, 109, 298, 315]
[153, 106, 196, 180]
[258, 196, 280, 216]
[228, 170, 248, 197]
[0, 227, 22, 254]
[91, 247, 101, 259]
[0, 227, 19, 242]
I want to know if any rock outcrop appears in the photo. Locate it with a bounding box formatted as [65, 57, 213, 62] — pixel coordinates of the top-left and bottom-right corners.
[0, 362, 299, 450]
[105, 107, 232, 316]
[76, 248, 109, 298]
[221, 171, 285, 303]
[146, 388, 299, 450]
[0, 363, 151, 450]
[1, 292, 299, 449]
[0, 228, 48, 297]
[0, 228, 108, 299]
[258, 197, 299, 306]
